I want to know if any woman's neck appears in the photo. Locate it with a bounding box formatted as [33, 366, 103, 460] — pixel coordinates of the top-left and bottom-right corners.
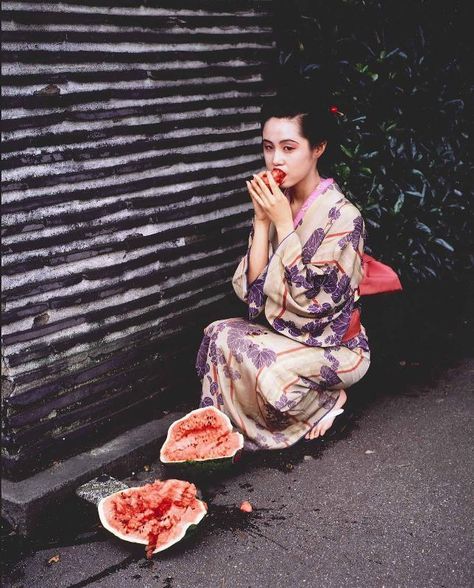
[288, 172, 322, 205]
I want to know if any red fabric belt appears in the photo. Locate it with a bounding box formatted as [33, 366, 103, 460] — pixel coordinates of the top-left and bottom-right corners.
[341, 307, 361, 342]
[359, 253, 403, 296]
[341, 254, 402, 343]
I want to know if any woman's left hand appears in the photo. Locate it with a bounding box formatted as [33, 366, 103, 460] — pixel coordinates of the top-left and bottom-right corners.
[248, 171, 293, 231]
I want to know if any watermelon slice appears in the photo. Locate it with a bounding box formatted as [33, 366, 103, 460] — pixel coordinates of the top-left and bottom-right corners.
[98, 479, 207, 558]
[160, 406, 244, 476]
[261, 168, 287, 187]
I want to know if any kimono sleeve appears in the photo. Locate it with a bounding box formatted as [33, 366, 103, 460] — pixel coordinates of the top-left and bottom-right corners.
[231, 224, 255, 303]
[263, 205, 365, 321]
[232, 224, 268, 319]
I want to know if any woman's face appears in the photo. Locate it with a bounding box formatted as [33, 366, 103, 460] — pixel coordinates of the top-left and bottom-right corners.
[262, 117, 325, 188]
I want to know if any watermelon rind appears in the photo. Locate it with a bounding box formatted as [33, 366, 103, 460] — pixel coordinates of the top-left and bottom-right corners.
[159, 406, 244, 472]
[161, 452, 242, 480]
[97, 484, 207, 555]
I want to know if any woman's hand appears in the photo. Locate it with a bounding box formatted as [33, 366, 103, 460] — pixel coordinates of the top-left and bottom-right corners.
[248, 171, 294, 244]
[247, 171, 293, 231]
[246, 171, 270, 222]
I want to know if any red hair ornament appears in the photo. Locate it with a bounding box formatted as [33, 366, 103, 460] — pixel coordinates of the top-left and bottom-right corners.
[329, 105, 344, 117]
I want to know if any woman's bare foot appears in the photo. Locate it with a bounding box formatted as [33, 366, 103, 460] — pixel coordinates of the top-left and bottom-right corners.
[305, 389, 347, 440]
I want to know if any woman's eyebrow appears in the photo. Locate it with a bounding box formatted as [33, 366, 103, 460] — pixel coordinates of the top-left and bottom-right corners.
[262, 138, 299, 144]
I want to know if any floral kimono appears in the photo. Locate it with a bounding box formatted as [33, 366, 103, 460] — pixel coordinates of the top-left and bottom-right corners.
[195, 178, 371, 450]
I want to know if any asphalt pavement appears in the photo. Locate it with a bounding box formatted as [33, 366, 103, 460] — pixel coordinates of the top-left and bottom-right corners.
[4, 357, 473, 588]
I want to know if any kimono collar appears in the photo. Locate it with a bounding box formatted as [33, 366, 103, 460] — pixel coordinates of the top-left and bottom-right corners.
[286, 178, 335, 228]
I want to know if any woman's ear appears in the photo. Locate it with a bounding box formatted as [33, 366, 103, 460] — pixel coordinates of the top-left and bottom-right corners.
[313, 141, 327, 159]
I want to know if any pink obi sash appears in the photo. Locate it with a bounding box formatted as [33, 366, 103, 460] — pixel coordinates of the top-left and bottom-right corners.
[341, 255, 403, 342]
[359, 253, 403, 296]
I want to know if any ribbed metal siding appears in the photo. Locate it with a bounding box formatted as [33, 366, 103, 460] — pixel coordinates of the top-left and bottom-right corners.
[1, 0, 275, 477]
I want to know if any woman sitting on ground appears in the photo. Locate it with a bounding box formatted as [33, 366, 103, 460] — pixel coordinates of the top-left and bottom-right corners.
[196, 83, 371, 450]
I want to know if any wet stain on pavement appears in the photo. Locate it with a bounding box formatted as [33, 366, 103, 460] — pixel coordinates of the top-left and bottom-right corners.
[236, 405, 360, 476]
[202, 503, 283, 534]
[238, 482, 254, 491]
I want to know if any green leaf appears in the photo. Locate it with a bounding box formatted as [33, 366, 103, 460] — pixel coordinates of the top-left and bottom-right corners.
[385, 47, 401, 59]
[415, 222, 432, 234]
[394, 194, 405, 213]
[366, 203, 382, 216]
[340, 145, 354, 158]
[361, 151, 379, 159]
[434, 238, 454, 252]
[366, 218, 380, 228]
[424, 267, 438, 278]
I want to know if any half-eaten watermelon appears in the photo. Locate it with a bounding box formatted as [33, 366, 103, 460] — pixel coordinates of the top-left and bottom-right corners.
[98, 479, 207, 558]
[160, 406, 244, 476]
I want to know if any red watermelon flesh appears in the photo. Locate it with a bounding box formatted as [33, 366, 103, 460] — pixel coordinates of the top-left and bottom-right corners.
[262, 168, 286, 187]
[99, 479, 207, 558]
[160, 407, 243, 463]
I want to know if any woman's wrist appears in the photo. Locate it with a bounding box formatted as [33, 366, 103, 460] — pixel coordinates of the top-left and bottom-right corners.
[253, 216, 271, 226]
[275, 221, 295, 245]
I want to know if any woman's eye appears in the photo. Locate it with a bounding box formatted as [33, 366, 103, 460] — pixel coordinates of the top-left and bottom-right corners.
[263, 146, 294, 152]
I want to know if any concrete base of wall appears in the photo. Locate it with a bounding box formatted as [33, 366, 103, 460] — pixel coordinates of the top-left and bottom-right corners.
[1, 411, 185, 536]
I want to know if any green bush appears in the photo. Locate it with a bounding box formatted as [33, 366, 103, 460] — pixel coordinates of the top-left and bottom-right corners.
[272, 0, 472, 286]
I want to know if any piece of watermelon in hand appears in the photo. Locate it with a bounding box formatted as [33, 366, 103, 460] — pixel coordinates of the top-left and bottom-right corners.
[261, 169, 286, 188]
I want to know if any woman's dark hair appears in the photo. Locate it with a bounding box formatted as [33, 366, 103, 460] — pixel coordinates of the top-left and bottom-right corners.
[259, 75, 341, 174]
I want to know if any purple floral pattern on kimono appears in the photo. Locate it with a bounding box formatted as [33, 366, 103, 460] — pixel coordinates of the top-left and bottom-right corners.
[226, 321, 277, 370]
[330, 302, 354, 338]
[200, 396, 214, 408]
[200, 371, 224, 409]
[284, 265, 329, 300]
[301, 228, 325, 264]
[273, 317, 303, 338]
[223, 364, 241, 381]
[318, 389, 340, 410]
[302, 319, 328, 339]
[284, 261, 353, 304]
[273, 395, 296, 411]
[283, 265, 307, 288]
[338, 216, 365, 251]
[307, 301, 333, 317]
[328, 206, 341, 221]
[195, 321, 228, 379]
[301, 364, 342, 393]
[207, 375, 219, 396]
[330, 274, 352, 304]
[247, 272, 267, 319]
[195, 333, 211, 379]
[343, 330, 370, 352]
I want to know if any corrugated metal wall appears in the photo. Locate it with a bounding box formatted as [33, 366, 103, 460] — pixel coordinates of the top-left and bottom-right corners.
[1, 0, 276, 478]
